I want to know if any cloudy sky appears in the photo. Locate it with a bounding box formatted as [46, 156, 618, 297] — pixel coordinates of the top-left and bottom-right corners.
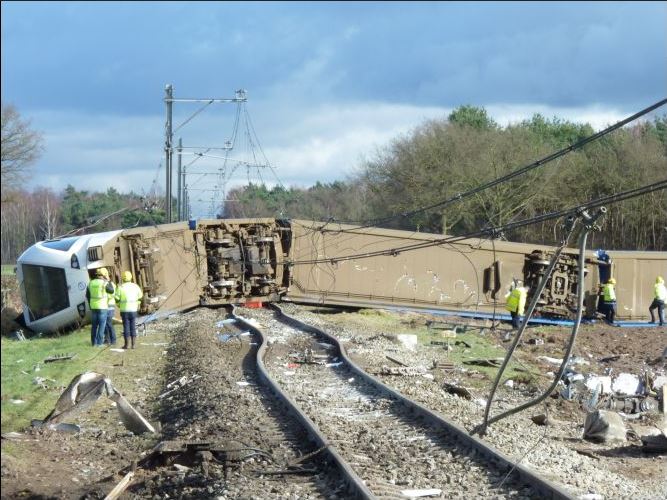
[2, 1, 666, 216]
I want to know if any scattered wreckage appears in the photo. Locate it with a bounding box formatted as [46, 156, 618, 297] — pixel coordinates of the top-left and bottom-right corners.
[33, 372, 155, 435]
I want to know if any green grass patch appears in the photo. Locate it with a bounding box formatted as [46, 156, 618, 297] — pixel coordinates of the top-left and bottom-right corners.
[1, 264, 16, 276]
[1, 327, 122, 432]
[346, 309, 538, 384]
[422, 328, 532, 382]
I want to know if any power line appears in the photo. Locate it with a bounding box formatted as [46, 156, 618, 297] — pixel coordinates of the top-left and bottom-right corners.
[340, 98, 667, 232]
[284, 179, 666, 266]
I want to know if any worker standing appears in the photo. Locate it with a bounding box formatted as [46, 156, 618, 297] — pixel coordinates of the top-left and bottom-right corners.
[505, 280, 528, 329]
[649, 276, 666, 326]
[86, 268, 114, 347]
[103, 270, 117, 345]
[602, 278, 617, 324]
[116, 271, 144, 349]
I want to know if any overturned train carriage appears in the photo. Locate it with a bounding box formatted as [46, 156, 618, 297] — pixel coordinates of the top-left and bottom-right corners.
[16, 218, 667, 334]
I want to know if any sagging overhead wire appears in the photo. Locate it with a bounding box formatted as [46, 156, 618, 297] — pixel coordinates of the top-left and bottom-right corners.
[473, 206, 608, 436]
[341, 98, 667, 232]
[282, 179, 667, 266]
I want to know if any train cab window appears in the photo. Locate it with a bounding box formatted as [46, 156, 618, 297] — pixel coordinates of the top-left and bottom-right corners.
[42, 237, 79, 252]
[21, 264, 70, 321]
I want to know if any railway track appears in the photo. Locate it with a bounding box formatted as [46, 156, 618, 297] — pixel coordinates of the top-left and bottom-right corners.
[133, 308, 347, 499]
[234, 304, 575, 500]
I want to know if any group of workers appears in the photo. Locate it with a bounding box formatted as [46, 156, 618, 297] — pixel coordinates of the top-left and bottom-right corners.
[504, 275, 666, 328]
[86, 268, 144, 348]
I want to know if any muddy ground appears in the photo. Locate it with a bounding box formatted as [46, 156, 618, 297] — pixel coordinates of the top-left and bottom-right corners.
[1, 303, 665, 499]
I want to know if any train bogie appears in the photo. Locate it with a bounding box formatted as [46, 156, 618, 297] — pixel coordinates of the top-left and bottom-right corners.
[15, 219, 666, 334]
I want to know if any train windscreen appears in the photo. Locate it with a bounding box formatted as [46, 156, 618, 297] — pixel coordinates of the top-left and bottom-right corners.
[22, 264, 70, 321]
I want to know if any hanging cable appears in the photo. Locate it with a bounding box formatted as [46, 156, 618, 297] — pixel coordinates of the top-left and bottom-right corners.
[472, 206, 607, 436]
[282, 179, 666, 267]
[173, 99, 214, 134]
[340, 98, 667, 232]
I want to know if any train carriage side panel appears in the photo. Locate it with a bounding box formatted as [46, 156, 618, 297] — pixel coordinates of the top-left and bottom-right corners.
[285, 220, 667, 319]
[286, 221, 533, 312]
[609, 251, 667, 319]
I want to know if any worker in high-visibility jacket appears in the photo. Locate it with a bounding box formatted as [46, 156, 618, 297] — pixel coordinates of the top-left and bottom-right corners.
[115, 271, 144, 349]
[86, 268, 114, 347]
[601, 278, 617, 324]
[505, 280, 528, 329]
[103, 272, 118, 346]
[649, 276, 666, 326]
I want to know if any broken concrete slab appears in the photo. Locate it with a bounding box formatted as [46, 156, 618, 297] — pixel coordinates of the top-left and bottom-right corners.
[583, 410, 626, 443]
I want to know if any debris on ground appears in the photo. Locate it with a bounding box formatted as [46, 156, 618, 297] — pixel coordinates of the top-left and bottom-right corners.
[611, 373, 642, 395]
[442, 382, 472, 400]
[288, 347, 329, 365]
[463, 358, 503, 368]
[583, 410, 626, 443]
[432, 360, 455, 371]
[41, 372, 155, 434]
[104, 470, 135, 500]
[386, 354, 409, 366]
[158, 374, 202, 399]
[396, 333, 419, 350]
[531, 414, 553, 426]
[43, 353, 77, 363]
[379, 365, 427, 376]
[401, 488, 443, 498]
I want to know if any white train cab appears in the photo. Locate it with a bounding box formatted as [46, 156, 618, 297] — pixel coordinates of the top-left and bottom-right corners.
[16, 230, 121, 333]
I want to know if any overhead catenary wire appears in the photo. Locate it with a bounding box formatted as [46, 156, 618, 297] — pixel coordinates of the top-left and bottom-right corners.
[474, 206, 606, 436]
[339, 98, 667, 232]
[281, 179, 667, 266]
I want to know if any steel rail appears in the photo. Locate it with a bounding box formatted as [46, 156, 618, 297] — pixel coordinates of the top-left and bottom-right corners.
[230, 306, 375, 500]
[269, 303, 575, 500]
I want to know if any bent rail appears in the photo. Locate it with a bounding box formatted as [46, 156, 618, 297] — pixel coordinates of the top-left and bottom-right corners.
[230, 305, 375, 500]
[269, 303, 574, 500]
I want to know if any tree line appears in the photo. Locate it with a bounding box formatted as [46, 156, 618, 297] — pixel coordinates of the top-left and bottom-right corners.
[225, 106, 667, 251]
[0, 186, 167, 263]
[2, 102, 665, 265]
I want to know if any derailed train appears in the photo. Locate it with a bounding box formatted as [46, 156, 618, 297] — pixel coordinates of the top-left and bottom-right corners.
[16, 218, 667, 333]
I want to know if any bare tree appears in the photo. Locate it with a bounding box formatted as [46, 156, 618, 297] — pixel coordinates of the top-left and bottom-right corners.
[1, 103, 44, 199]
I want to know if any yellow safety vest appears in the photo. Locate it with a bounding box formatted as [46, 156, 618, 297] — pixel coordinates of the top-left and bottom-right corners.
[602, 284, 616, 302]
[505, 287, 527, 315]
[116, 282, 143, 312]
[88, 278, 109, 310]
[655, 283, 667, 301]
[107, 282, 116, 307]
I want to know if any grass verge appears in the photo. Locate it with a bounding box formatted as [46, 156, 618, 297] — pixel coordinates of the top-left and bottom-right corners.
[1, 327, 124, 432]
[1, 264, 16, 276]
[349, 308, 538, 383]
